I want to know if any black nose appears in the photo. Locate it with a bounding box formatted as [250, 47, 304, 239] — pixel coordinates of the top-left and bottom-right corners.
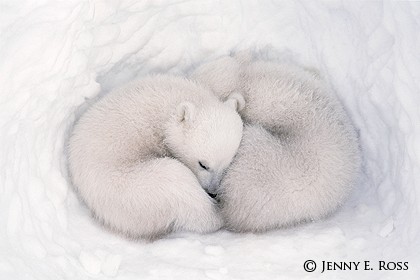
[207, 192, 217, 199]
[206, 191, 220, 203]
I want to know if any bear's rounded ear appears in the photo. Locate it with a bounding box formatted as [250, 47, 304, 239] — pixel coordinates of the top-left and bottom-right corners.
[225, 92, 245, 112]
[176, 102, 195, 124]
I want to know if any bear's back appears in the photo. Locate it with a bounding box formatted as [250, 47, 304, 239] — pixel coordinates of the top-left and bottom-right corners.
[68, 75, 215, 175]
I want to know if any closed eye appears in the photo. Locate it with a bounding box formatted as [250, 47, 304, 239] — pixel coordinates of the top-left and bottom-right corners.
[199, 161, 209, 170]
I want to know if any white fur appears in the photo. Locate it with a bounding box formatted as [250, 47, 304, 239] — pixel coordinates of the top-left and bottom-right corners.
[68, 75, 243, 239]
[191, 54, 362, 232]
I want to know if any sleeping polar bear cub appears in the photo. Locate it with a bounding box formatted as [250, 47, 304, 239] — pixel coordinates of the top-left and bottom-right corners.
[68, 75, 244, 239]
[191, 53, 362, 232]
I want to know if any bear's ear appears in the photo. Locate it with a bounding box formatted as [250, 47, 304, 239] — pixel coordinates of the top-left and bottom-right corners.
[225, 92, 245, 112]
[176, 102, 195, 124]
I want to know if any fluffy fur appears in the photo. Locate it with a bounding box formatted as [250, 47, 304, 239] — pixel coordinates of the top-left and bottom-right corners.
[68, 75, 244, 239]
[191, 54, 362, 232]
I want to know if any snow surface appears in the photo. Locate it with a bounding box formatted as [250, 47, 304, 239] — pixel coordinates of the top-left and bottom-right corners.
[1, 1, 419, 279]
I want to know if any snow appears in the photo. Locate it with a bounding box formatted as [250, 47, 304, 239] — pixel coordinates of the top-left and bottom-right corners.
[1, 0, 419, 279]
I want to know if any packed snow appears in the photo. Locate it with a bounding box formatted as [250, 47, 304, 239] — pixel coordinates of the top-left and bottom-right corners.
[0, 1, 419, 279]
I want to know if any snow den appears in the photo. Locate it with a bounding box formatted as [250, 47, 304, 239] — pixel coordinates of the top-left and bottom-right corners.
[1, 1, 419, 279]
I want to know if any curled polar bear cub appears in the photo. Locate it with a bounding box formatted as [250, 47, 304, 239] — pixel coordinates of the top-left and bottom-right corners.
[191, 53, 362, 232]
[68, 75, 244, 239]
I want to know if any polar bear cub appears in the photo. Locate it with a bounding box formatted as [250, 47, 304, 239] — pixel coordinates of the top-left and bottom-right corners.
[68, 75, 244, 239]
[191, 53, 361, 232]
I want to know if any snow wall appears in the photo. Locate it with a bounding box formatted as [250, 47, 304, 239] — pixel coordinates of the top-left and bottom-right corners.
[0, 1, 419, 279]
